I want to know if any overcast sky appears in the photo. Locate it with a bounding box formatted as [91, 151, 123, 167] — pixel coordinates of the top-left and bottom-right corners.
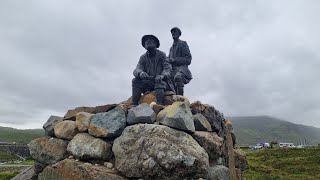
[0, 0, 319, 129]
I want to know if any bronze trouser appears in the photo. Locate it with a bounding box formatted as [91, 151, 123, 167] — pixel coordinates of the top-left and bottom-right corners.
[132, 78, 166, 105]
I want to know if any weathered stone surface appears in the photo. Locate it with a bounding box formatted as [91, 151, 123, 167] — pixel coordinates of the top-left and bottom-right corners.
[157, 101, 195, 133]
[193, 113, 212, 132]
[67, 133, 112, 161]
[172, 95, 190, 106]
[43, 115, 63, 137]
[94, 104, 117, 113]
[201, 105, 224, 135]
[34, 161, 46, 174]
[88, 107, 126, 138]
[38, 159, 127, 180]
[150, 102, 164, 114]
[28, 137, 68, 165]
[76, 112, 94, 132]
[54, 120, 79, 140]
[226, 123, 237, 180]
[140, 92, 156, 104]
[12, 166, 37, 180]
[190, 101, 207, 114]
[127, 103, 156, 125]
[64, 106, 95, 120]
[234, 149, 248, 172]
[207, 165, 229, 180]
[113, 124, 209, 179]
[192, 131, 224, 165]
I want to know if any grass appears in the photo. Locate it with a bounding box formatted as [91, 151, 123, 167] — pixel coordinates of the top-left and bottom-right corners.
[5, 159, 34, 165]
[244, 147, 320, 180]
[0, 171, 20, 180]
[0, 151, 17, 162]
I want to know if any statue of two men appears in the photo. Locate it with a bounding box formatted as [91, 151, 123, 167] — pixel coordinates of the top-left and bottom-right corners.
[132, 27, 192, 105]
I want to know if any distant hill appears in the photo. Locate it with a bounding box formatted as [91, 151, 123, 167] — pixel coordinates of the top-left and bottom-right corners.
[0, 126, 45, 144]
[228, 116, 320, 146]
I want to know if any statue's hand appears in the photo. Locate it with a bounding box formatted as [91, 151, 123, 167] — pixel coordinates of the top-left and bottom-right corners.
[155, 75, 164, 83]
[140, 72, 150, 80]
[168, 58, 175, 63]
[162, 72, 170, 79]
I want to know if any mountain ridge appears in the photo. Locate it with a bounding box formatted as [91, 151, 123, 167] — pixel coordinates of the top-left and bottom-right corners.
[228, 116, 320, 146]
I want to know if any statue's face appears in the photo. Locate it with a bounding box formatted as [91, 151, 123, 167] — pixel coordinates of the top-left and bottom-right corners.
[171, 30, 180, 39]
[144, 39, 157, 50]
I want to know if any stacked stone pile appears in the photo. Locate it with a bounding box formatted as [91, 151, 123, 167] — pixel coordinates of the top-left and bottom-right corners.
[13, 91, 247, 180]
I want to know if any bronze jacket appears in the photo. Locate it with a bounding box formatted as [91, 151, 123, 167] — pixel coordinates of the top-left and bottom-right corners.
[133, 50, 171, 78]
[168, 39, 192, 83]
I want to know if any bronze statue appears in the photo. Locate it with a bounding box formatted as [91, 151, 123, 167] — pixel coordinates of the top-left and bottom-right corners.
[132, 35, 172, 105]
[168, 27, 192, 95]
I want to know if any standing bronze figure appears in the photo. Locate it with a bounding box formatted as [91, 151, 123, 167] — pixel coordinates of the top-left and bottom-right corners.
[132, 35, 171, 105]
[168, 27, 192, 96]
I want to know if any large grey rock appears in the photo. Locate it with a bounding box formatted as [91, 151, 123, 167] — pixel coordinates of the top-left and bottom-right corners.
[192, 131, 224, 165]
[193, 113, 212, 132]
[28, 137, 68, 165]
[207, 165, 229, 180]
[43, 115, 63, 137]
[113, 124, 209, 179]
[157, 101, 195, 133]
[54, 120, 79, 140]
[201, 105, 224, 135]
[88, 107, 126, 138]
[67, 133, 112, 161]
[127, 103, 156, 125]
[38, 159, 127, 180]
[75, 112, 94, 132]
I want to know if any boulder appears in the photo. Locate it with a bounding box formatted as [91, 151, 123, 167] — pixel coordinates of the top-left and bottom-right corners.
[28, 137, 68, 165]
[94, 104, 117, 113]
[88, 107, 126, 138]
[64, 106, 95, 120]
[34, 161, 46, 174]
[54, 120, 79, 140]
[193, 113, 212, 132]
[172, 95, 190, 106]
[38, 159, 127, 180]
[11, 166, 37, 180]
[201, 105, 224, 135]
[67, 133, 112, 161]
[113, 124, 209, 179]
[192, 131, 224, 165]
[207, 165, 229, 180]
[140, 92, 157, 104]
[157, 101, 195, 133]
[76, 112, 94, 132]
[150, 102, 164, 114]
[127, 103, 156, 125]
[234, 149, 248, 172]
[43, 115, 63, 137]
[190, 101, 207, 114]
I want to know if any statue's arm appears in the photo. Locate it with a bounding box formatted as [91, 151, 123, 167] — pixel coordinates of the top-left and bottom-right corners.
[173, 41, 192, 66]
[133, 56, 145, 78]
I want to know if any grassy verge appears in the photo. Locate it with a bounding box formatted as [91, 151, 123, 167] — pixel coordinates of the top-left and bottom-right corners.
[5, 159, 34, 165]
[244, 147, 320, 180]
[0, 171, 20, 180]
[0, 151, 17, 162]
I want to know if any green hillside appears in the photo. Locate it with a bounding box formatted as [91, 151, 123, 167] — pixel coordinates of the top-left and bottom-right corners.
[245, 147, 320, 179]
[0, 126, 45, 144]
[228, 116, 320, 146]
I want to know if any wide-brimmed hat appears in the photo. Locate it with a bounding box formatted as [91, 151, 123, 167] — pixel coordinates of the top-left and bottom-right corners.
[170, 27, 182, 35]
[141, 35, 160, 48]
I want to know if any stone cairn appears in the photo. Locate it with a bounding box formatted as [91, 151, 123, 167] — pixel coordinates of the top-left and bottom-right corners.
[13, 91, 247, 180]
